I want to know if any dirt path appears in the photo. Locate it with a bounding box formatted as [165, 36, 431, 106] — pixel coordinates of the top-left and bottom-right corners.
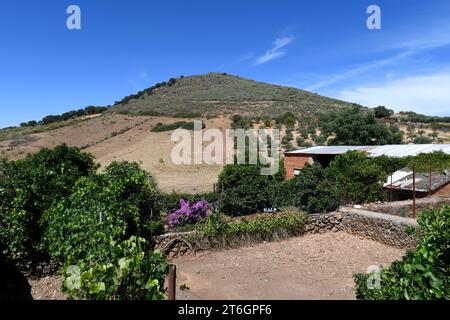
[173, 232, 405, 300]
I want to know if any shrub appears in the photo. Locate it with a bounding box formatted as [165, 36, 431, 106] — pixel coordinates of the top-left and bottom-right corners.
[413, 136, 433, 144]
[43, 161, 163, 263]
[193, 209, 307, 248]
[166, 199, 210, 230]
[151, 121, 204, 132]
[277, 164, 342, 214]
[43, 175, 140, 265]
[43, 161, 168, 300]
[354, 206, 450, 300]
[327, 151, 388, 204]
[217, 162, 285, 215]
[0, 145, 97, 263]
[63, 236, 168, 300]
[160, 191, 219, 214]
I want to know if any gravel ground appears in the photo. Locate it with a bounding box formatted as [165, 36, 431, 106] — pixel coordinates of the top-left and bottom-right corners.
[29, 275, 66, 300]
[28, 232, 405, 300]
[173, 232, 405, 300]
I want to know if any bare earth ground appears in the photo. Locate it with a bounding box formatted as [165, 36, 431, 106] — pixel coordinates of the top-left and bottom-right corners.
[28, 232, 404, 300]
[173, 232, 405, 300]
[29, 275, 66, 300]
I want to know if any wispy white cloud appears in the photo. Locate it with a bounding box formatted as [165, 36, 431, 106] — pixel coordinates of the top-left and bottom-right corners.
[337, 71, 450, 116]
[255, 36, 295, 65]
[305, 50, 415, 91]
[389, 21, 450, 52]
[237, 52, 254, 63]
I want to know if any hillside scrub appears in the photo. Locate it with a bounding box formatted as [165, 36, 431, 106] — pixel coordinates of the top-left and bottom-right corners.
[354, 205, 450, 300]
[112, 73, 352, 118]
[150, 121, 205, 132]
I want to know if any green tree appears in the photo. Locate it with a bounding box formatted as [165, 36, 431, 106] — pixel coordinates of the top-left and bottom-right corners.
[277, 164, 341, 213]
[406, 124, 416, 142]
[218, 162, 285, 215]
[413, 136, 433, 144]
[320, 106, 403, 145]
[0, 145, 97, 263]
[327, 151, 388, 204]
[374, 106, 394, 119]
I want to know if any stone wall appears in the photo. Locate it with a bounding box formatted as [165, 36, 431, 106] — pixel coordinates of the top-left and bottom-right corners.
[155, 208, 419, 258]
[338, 207, 418, 249]
[304, 212, 344, 234]
[154, 231, 196, 258]
[361, 196, 450, 218]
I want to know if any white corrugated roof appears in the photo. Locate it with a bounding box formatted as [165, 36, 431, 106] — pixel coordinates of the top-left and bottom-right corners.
[286, 145, 372, 155]
[366, 144, 450, 158]
[286, 144, 450, 158]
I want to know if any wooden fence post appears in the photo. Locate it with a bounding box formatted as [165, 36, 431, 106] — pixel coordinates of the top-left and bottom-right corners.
[168, 264, 176, 301]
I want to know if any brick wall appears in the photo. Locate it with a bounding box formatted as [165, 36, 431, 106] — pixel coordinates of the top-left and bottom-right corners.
[284, 154, 312, 179]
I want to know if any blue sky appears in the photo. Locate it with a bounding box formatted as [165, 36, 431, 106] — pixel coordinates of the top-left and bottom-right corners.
[1, 0, 450, 128]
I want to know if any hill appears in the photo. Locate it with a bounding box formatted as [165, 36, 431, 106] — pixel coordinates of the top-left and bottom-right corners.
[1, 73, 449, 193]
[111, 72, 353, 118]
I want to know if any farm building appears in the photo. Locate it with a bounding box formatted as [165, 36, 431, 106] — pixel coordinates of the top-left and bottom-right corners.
[384, 168, 450, 200]
[284, 144, 450, 198]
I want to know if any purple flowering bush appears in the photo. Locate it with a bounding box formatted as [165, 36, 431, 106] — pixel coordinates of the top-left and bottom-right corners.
[166, 199, 210, 230]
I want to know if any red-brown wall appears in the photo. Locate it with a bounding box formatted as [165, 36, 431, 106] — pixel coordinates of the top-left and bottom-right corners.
[433, 182, 450, 197]
[284, 154, 312, 179]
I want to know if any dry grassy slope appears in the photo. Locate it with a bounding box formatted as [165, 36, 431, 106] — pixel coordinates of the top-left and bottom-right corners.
[112, 72, 353, 118]
[1, 113, 449, 193]
[0, 114, 230, 193]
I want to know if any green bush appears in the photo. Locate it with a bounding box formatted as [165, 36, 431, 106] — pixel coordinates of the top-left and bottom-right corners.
[327, 151, 388, 204]
[104, 161, 162, 238]
[217, 162, 285, 215]
[0, 144, 97, 262]
[277, 164, 342, 214]
[43, 162, 162, 263]
[43, 161, 167, 300]
[354, 206, 450, 300]
[63, 236, 168, 300]
[193, 209, 307, 248]
[151, 121, 204, 132]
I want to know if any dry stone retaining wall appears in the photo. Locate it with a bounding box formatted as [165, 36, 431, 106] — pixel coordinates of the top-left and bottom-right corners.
[155, 208, 419, 257]
[338, 207, 418, 249]
[361, 196, 450, 218]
